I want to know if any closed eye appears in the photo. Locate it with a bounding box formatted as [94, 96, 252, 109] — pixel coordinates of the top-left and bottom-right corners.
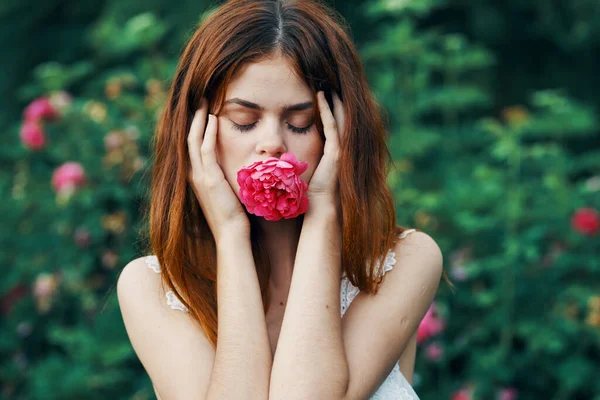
[231, 121, 313, 134]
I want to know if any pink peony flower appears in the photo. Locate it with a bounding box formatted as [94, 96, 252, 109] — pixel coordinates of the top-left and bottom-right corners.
[33, 273, 58, 298]
[51, 162, 86, 193]
[236, 152, 309, 221]
[425, 342, 444, 361]
[20, 120, 46, 151]
[418, 303, 446, 343]
[104, 131, 125, 151]
[48, 91, 72, 115]
[101, 250, 119, 270]
[497, 387, 518, 400]
[23, 97, 57, 122]
[451, 389, 472, 400]
[571, 207, 599, 236]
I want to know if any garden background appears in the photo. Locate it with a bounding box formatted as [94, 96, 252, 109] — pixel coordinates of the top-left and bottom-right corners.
[1, 0, 599, 399]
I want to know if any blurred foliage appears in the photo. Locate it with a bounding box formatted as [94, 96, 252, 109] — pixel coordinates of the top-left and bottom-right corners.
[1, 0, 600, 399]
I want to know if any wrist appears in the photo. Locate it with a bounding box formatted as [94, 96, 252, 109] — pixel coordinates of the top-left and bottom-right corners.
[305, 197, 339, 220]
[215, 222, 250, 247]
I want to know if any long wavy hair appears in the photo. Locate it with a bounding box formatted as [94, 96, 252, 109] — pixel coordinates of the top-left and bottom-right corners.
[142, 0, 452, 348]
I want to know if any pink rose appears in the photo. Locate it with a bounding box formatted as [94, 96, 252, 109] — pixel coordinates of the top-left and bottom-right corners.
[417, 303, 446, 343]
[48, 91, 72, 116]
[425, 342, 444, 361]
[497, 387, 518, 400]
[51, 162, 86, 193]
[571, 207, 599, 236]
[23, 97, 57, 122]
[20, 120, 46, 151]
[451, 389, 473, 400]
[104, 131, 125, 151]
[33, 273, 58, 298]
[237, 152, 309, 221]
[101, 250, 119, 270]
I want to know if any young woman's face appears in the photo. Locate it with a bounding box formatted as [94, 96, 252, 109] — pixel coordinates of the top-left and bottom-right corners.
[214, 53, 325, 203]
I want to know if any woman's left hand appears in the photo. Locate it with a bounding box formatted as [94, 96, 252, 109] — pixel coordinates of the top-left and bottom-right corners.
[306, 90, 346, 210]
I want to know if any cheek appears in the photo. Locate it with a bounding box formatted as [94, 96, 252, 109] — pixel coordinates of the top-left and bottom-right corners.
[215, 135, 241, 189]
[216, 128, 244, 166]
[299, 139, 324, 182]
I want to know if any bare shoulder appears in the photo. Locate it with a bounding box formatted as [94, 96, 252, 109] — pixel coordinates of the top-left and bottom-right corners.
[393, 230, 442, 382]
[393, 230, 443, 275]
[117, 257, 165, 306]
[117, 257, 215, 400]
[339, 230, 444, 399]
[395, 229, 442, 252]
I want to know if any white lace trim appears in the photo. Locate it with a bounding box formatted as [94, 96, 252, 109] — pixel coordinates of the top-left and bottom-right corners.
[370, 363, 419, 399]
[340, 229, 416, 316]
[144, 255, 189, 313]
[398, 228, 417, 239]
[145, 255, 161, 273]
[165, 291, 189, 313]
[375, 251, 397, 277]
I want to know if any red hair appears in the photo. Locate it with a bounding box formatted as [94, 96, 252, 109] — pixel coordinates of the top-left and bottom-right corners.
[142, 0, 452, 348]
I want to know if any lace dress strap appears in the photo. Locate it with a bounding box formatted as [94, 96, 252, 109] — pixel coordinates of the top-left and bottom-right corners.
[398, 228, 417, 239]
[378, 228, 416, 275]
[340, 228, 417, 316]
[145, 256, 190, 313]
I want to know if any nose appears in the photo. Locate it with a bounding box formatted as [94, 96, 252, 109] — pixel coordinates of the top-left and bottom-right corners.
[254, 126, 287, 158]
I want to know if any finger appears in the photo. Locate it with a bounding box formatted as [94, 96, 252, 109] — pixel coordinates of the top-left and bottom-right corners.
[332, 91, 346, 141]
[317, 91, 340, 152]
[200, 114, 218, 168]
[187, 100, 209, 176]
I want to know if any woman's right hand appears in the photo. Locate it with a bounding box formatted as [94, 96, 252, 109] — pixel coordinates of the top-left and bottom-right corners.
[187, 98, 250, 241]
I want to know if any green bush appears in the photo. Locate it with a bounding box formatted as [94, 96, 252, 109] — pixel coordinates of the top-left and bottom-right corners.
[1, 1, 599, 399]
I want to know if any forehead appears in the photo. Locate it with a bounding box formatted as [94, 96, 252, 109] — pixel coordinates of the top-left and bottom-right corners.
[225, 56, 312, 104]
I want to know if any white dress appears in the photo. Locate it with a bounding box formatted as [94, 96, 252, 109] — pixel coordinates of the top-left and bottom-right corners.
[145, 228, 419, 399]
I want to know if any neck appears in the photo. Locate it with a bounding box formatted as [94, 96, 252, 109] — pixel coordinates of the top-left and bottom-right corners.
[254, 214, 303, 292]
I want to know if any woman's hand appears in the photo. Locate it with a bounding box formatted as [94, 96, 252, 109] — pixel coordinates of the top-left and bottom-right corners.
[306, 91, 346, 210]
[187, 98, 250, 241]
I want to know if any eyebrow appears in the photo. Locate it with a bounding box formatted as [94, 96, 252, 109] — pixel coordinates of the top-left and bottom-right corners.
[224, 98, 314, 112]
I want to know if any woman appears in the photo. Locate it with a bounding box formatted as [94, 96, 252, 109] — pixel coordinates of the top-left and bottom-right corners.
[117, 0, 450, 399]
